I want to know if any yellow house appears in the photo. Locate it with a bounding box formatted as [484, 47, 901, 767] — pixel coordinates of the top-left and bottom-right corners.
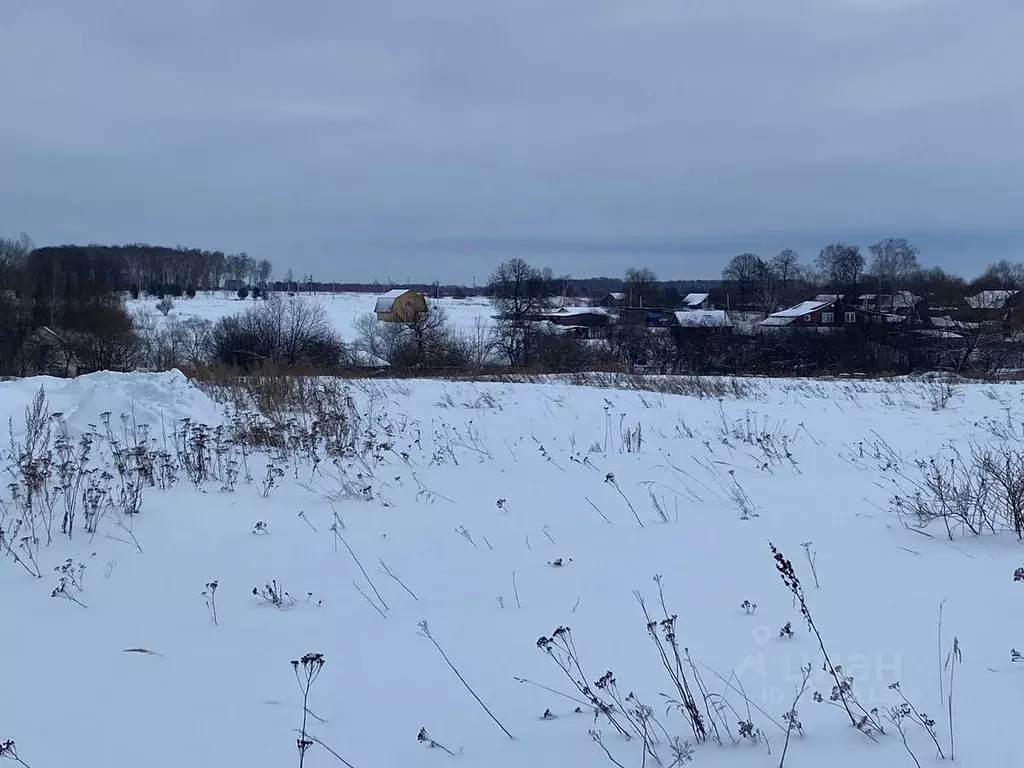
[375, 289, 428, 323]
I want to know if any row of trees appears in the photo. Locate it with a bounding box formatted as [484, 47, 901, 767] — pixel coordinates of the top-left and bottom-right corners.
[0, 234, 280, 377]
[717, 238, 1004, 315]
[6, 230, 1024, 378]
[722, 238, 920, 301]
[0, 236, 273, 298]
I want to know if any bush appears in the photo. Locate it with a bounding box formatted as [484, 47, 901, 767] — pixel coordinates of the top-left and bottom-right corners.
[69, 301, 139, 372]
[893, 442, 1024, 539]
[186, 286, 197, 298]
[135, 313, 212, 370]
[354, 307, 465, 369]
[237, 287, 249, 300]
[156, 297, 174, 316]
[533, 329, 594, 373]
[208, 297, 346, 371]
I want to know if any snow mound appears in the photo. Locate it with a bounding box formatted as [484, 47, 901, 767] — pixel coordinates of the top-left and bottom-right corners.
[0, 369, 222, 437]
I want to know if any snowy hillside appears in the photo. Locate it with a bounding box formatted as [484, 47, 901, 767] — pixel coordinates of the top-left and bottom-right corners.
[126, 291, 496, 342]
[3, 371, 1023, 768]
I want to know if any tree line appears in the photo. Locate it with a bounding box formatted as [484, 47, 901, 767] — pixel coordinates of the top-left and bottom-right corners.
[2, 231, 1021, 379]
[0, 237, 272, 299]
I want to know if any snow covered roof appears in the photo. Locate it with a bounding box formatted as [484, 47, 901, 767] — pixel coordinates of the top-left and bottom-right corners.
[967, 289, 1019, 309]
[375, 289, 419, 313]
[893, 291, 918, 308]
[549, 306, 610, 317]
[931, 315, 980, 330]
[682, 292, 710, 307]
[858, 291, 917, 306]
[550, 295, 590, 308]
[673, 310, 732, 328]
[758, 299, 837, 327]
[605, 292, 626, 300]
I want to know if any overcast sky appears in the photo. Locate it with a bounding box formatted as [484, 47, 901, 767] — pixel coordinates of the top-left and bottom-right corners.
[3, 0, 1021, 282]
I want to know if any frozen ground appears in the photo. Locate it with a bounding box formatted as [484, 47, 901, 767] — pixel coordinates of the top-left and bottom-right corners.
[3, 371, 1023, 768]
[126, 291, 496, 342]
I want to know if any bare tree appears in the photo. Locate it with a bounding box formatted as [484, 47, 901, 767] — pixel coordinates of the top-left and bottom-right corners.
[395, 306, 459, 367]
[354, 313, 402, 363]
[869, 238, 920, 294]
[753, 260, 783, 318]
[0, 232, 33, 293]
[69, 303, 139, 372]
[255, 259, 273, 287]
[816, 243, 865, 294]
[625, 267, 658, 308]
[770, 249, 801, 289]
[208, 296, 344, 369]
[722, 253, 761, 305]
[488, 258, 549, 365]
[458, 315, 497, 368]
[978, 260, 1024, 290]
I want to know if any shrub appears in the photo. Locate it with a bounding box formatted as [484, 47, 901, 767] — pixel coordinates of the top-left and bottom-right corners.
[893, 443, 1024, 539]
[185, 286, 197, 298]
[156, 297, 174, 316]
[207, 297, 345, 371]
[237, 287, 249, 300]
[134, 313, 212, 371]
[355, 307, 465, 369]
[533, 329, 593, 373]
[69, 301, 139, 372]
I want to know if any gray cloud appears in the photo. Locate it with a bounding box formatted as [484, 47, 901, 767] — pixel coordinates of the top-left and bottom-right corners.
[2, 0, 1021, 281]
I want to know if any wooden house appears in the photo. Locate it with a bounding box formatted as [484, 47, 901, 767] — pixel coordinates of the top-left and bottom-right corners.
[964, 290, 1024, 328]
[856, 291, 918, 315]
[672, 310, 733, 338]
[543, 307, 613, 339]
[599, 292, 627, 308]
[374, 289, 428, 323]
[759, 296, 903, 332]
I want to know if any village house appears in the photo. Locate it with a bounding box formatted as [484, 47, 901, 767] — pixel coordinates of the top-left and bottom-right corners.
[963, 289, 1024, 329]
[672, 309, 733, 338]
[543, 306, 613, 339]
[966, 289, 1020, 311]
[599, 292, 627, 308]
[374, 289, 428, 323]
[856, 291, 919, 315]
[759, 296, 903, 332]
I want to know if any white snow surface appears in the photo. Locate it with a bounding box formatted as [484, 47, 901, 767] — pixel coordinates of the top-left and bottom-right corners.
[127, 291, 496, 340]
[1, 370, 221, 440]
[4, 372, 1024, 768]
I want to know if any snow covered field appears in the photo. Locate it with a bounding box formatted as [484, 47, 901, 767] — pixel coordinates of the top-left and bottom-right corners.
[126, 291, 496, 341]
[3, 371, 1023, 768]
